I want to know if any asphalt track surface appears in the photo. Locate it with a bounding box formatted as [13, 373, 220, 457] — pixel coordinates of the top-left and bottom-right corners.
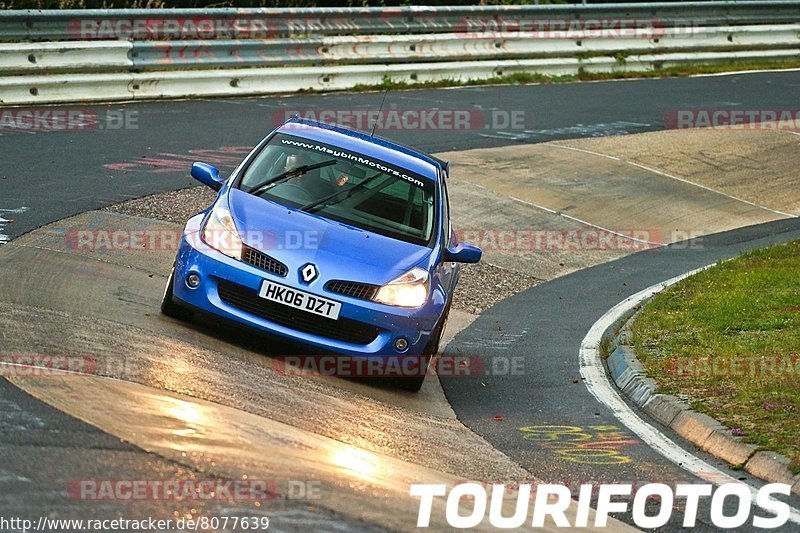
[3, 71, 800, 240]
[2, 71, 800, 530]
[441, 218, 800, 532]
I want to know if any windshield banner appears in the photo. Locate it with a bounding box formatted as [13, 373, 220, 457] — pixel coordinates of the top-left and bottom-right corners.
[279, 135, 431, 190]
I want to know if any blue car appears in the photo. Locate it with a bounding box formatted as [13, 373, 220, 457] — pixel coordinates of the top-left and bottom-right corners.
[161, 117, 481, 391]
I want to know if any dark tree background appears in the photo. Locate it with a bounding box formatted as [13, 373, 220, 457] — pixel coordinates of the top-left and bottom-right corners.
[0, 0, 707, 9]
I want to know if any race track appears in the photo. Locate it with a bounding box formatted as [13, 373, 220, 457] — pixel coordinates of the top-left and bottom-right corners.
[2, 71, 800, 531]
[442, 217, 800, 531]
[4, 71, 800, 240]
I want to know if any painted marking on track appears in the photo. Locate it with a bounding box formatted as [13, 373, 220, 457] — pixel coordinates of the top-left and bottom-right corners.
[0, 396, 47, 431]
[689, 67, 800, 78]
[0, 219, 9, 243]
[579, 266, 800, 525]
[505, 195, 665, 248]
[104, 146, 251, 174]
[479, 121, 651, 142]
[518, 424, 638, 465]
[627, 161, 797, 218]
[0, 129, 37, 136]
[0, 468, 31, 484]
[550, 143, 797, 219]
[549, 144, 621, 161]
[0, 207, 29, 244]
[457, 329, 527, 351]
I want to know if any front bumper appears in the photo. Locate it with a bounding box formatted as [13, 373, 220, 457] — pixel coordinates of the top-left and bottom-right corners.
[171, 217, 443, 358]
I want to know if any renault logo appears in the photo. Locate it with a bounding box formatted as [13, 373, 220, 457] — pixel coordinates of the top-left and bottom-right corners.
[300, 263, 318, 283]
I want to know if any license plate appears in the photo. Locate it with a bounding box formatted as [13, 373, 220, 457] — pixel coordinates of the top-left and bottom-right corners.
[258, 280, 341, 320]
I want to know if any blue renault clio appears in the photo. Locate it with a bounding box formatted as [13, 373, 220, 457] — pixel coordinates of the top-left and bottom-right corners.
[162, 117, 481, 391]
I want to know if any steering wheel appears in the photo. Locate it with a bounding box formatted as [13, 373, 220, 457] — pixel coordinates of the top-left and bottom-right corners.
[272, 182, 313, 204]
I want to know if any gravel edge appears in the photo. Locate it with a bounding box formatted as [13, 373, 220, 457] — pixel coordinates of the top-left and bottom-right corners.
[104, 186, 540, 314]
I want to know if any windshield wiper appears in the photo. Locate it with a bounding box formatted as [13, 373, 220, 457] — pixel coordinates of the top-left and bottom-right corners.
[248, 159, 337, 197]
[299, 171, 384, 213]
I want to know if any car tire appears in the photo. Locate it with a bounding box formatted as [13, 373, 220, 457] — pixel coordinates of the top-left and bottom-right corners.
[161, 267, 192, 321]
[395, 303, 450, 393]
[393, 354, 429, 393]
[424, 304, 450, 358]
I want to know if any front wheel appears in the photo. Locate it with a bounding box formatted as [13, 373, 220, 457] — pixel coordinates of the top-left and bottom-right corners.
[393, 354, 430, 392]
[161, 267, 192, 321]
[423, 305, 450, 358]
[394, 305, 450, 392]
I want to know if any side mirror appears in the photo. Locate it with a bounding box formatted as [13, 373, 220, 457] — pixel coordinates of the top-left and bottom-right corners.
[191, 162, 224, 191]
[443, 242, 482, 264]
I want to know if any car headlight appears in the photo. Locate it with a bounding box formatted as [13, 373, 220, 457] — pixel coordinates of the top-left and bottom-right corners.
[373, 267, 429, 308]
[201, 205, 243, 260]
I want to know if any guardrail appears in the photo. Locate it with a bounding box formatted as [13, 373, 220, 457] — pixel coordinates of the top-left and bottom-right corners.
[3, 25, 798, 73]
[2, 3, 800, 41]
[0, 2, 798, 105]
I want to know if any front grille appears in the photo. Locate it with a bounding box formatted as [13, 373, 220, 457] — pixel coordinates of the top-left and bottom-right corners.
[242, 246, 287, 277]
[325, 280, 380, 301]
[217, 280, 381, 345]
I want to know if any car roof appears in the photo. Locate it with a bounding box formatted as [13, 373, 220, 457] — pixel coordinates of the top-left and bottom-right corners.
[275, 117, 444, 181]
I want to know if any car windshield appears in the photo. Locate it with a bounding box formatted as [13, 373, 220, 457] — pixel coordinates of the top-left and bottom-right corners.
[238, 133, 437, 246]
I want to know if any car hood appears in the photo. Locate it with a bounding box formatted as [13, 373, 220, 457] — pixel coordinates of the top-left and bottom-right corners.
[226, 188, 432, 285]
